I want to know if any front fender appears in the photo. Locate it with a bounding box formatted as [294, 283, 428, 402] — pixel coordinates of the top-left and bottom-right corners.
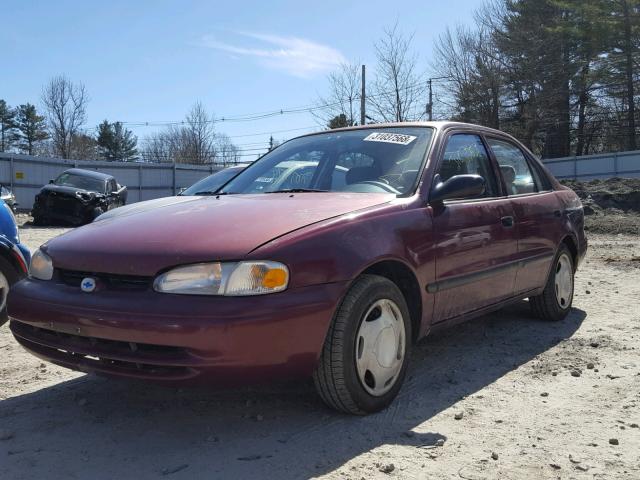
[247, 200, 435, 290]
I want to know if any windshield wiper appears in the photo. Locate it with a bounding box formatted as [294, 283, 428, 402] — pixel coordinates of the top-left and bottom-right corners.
[190, 191, 232, 196]
[265, 188, 328, 194]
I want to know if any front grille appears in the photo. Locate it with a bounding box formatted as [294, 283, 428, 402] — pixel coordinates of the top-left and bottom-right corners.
[47, 194, 79, 215]
[57, 269, 152, 291]
[10, 321, 196, 380]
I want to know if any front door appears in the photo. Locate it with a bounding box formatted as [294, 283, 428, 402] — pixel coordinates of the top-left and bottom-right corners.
[430, 133, 518, 322]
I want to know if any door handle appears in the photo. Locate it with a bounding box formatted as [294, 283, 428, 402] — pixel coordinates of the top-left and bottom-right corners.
[501, 216, 514, 228]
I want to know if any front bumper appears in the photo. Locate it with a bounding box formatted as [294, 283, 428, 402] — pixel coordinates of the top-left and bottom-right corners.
[8, 278, 348, 384]
[33, 196, 92, 225]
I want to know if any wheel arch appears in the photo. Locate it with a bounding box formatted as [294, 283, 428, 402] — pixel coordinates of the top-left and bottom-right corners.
[0, 236, 28, 277]
[560, 234, 578, 271]
[359, 259, 423, 343]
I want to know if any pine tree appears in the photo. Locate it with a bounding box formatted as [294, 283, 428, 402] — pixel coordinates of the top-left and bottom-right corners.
[328, 114, 352, 129]
[0, 100, 17, 152]
[96, 120, 138, 161]
[14, 104, 48, 155]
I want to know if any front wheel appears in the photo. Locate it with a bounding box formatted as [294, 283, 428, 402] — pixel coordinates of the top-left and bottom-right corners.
[530, 244, 574, 321]
[313, 275, 411, 415]
[90, 207, 105, 222]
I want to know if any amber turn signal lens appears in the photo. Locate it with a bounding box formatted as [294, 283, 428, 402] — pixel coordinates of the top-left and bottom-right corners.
[262, 268, 288, 288]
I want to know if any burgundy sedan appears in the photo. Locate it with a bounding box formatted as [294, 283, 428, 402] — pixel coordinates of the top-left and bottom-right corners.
[9, 122, 586, 414]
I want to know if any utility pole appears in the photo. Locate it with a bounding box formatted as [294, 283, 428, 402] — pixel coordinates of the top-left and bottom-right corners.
[427, 78, 433, 121]
[269, 135, 274, 151]
[360, 65, 366, 126]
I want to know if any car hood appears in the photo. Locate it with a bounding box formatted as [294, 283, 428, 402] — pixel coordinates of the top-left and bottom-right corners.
[95, 196, 194, 221]
[45, 192, 395, 276]
[39, 184, 102, 197]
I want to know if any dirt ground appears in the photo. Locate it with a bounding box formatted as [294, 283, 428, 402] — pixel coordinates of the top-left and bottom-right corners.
[561, 178, 640, 235]
[1, 220, 639, 479]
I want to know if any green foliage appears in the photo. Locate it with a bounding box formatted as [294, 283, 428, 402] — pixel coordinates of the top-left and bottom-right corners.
[14, 103, 48, 155]
[328, 114, 353, 129]
[0, 99, 18, 152]
[433, 0, 639, 157]
[96, 120, 138, 161]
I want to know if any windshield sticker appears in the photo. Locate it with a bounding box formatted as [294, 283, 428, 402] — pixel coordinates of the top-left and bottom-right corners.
[363, 132, 417, 145]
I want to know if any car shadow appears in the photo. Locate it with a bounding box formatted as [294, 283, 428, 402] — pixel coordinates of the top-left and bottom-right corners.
[0, 302, 585, 479]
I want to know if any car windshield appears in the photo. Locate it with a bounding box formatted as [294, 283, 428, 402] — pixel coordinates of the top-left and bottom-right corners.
[220, 127, 434, 196]
[54, 173, 105, 193]
[181, 167, 243, 195]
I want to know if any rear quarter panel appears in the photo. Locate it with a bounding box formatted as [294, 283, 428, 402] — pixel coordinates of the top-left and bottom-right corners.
[555, 187, 587, 266]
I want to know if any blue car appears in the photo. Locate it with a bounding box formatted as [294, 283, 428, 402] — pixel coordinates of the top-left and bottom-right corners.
[0, 200, 30, 325]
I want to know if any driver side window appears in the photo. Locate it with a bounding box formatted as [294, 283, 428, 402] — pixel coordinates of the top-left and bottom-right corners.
[437, 134, 498, 199]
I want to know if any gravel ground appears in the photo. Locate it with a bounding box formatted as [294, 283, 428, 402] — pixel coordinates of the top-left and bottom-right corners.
[1, 221, 639, 479]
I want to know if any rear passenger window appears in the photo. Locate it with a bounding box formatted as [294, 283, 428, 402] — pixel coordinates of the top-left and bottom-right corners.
[437, 134, 498, 199]
[487, 138, 540, 195]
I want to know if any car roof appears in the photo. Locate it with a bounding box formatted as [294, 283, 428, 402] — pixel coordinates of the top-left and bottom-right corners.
[63, 168, 114, 181]
[296, 121, 523, 144]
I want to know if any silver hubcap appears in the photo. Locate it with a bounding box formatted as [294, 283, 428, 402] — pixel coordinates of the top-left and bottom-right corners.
[554, 253, 573, 309]
[355, 299, 406, 397]
[0, 271, 8, 312]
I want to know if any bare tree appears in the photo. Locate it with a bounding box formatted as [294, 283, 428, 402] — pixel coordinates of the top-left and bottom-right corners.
[432, 25, 503, 128]
[215, 133, 240, 165]
[69, 133, 98, 160]
[141, 131, 171, 163]
[369, 23, 426, 122]
[41, 75, 88, 158]
[141, 102, 220, 164]
[314, 62, 361, 127]
[184, 101, 217, 164]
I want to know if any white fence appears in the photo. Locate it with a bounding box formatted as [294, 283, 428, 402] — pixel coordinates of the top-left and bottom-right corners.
[542, 150, 640, 180]
[1, 148, 639, 211]
[0, 153, 223, 211]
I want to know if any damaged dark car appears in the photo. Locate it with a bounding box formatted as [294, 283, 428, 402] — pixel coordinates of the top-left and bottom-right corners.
[32, 168, 127, 226]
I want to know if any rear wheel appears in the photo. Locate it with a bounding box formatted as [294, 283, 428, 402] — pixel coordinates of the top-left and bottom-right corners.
[313, 275, 411, 415]
[0, 256, 21, 326]
[530, 244, 574, 321]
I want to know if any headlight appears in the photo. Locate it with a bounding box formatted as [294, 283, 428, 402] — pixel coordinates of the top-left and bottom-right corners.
[153, 261, 289, 296]
[30, 249, 54, 280]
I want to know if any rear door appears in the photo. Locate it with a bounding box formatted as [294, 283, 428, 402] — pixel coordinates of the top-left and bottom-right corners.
[430, 132, 518, 322]
[484, 136, 561, 295]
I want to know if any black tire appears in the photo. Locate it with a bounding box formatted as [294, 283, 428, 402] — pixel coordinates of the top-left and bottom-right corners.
[32, 214, 46, 226]
[530, 244, 574, 321]
[0, 255, 21, 326]
[313, 274, 412, 415]
[91, 207, 105, 221]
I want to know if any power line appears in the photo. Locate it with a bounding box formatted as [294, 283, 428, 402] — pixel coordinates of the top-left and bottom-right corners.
[118, 79, 442, 129]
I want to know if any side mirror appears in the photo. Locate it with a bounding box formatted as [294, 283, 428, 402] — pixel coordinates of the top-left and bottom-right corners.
[430, 174, 486, 204]
[49, 179, 54, 184]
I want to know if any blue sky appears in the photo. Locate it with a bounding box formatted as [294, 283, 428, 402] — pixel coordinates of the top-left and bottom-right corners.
[2, 0, 482, 159]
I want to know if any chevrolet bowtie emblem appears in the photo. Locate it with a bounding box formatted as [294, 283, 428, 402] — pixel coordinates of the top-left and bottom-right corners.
[81, 277, 96, 293]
